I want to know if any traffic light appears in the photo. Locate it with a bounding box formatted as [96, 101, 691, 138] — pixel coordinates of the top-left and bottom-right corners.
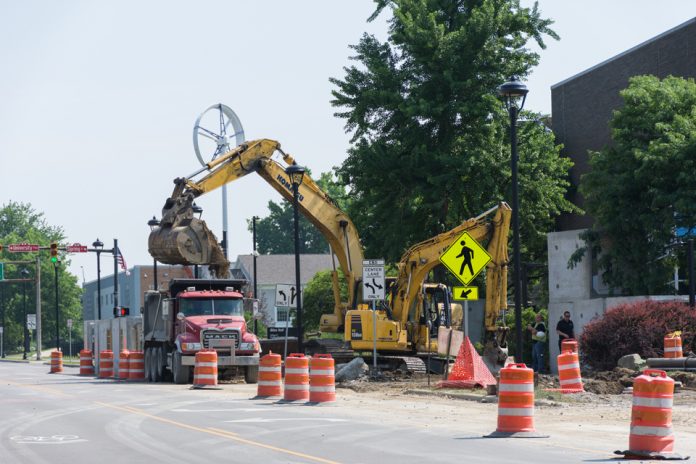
[113, 307, 130, 317]
[50, 243, 58, 263]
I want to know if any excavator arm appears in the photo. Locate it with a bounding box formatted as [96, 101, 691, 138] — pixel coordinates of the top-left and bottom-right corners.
[148, 139, 363, 330]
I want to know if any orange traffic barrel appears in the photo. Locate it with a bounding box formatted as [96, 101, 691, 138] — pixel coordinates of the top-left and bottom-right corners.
[485, 363, 547, 438]
[560, 338, 578, 353]
[615, 369, 683, 459]
[49, 350, 63, 374]
[309, 354, 335, 403]
[257, 352, 282, 397]
[79, 349, 94, 376]
[283, 353, 309, 401]
[192, 350, 218, 388]
[118, 349, 130, 380]
[663, 334, 682, 358]
[128, 351, 145, 381]
[99, 350, 114, 378]
[557, 350, 584, 393]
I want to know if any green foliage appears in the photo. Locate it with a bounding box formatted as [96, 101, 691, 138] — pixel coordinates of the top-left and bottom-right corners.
[579, 75, 696, 294]
[302, 269, 348, 333]
[330, 0, 575, 278]
[0, 201, 83, 352]
[248, 171, 351, 255]
[504, 306, 548, 367]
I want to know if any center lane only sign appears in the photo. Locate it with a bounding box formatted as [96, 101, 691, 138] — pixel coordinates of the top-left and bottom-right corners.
[362, 259, 385, 301]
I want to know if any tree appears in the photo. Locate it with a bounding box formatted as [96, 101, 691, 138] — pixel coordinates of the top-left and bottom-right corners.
[330, 0, 575, 269]
[0, 201, 83, 353]
[578, 75, 696, 295]
[302, 269, 349, 333]
[248, 171, 352, 255]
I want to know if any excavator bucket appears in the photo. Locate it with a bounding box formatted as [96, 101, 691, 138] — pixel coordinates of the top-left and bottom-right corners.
[147, 190, 230, 278]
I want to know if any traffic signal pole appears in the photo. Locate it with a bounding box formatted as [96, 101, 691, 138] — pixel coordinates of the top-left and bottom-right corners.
[35, 255, 42, 360]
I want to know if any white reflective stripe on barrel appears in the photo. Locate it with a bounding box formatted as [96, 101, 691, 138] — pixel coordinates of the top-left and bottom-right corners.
[630, 425, 673, 437]
[194, 374, 217, 380]
[285, 368, 308, 375]
[259, 366, 281, 372]
[258, 380, 282, 386]
[632, 396, 673, 408]
[196, 362, 217, 367]
[284, 384, 309, 390]
[498, 383, 534, 392]
[559, 377, 582, 386]
[663, 347, 681, 352]
[497, 407, 534, 416]
[309, 386, 335, 392]
[310, 369, 334, 375]
[558, 362, 580, 371]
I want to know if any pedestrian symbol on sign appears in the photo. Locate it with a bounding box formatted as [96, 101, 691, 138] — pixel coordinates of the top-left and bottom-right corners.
[439, 231, 491, 285]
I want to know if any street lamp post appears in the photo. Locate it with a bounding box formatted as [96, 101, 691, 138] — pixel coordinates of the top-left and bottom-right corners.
[286, 164, 306, 353]
[148, 217, 160, 289]
[92, 239, 104, 320]
[192, 204, 203, 278]
[54, 260, 60, 350]
[21, 268, 30, 360]
[252, 215, 259, 335]
[498, 76, 529, 363]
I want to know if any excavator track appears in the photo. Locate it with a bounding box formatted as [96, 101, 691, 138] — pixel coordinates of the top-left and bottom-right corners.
[304, 339, 355, 364]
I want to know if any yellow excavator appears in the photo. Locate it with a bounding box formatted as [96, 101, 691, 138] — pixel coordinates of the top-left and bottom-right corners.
[148, 138, 511, 372]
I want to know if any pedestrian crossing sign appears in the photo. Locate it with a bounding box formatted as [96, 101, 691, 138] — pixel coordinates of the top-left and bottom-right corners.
[439, 231, 491, 285]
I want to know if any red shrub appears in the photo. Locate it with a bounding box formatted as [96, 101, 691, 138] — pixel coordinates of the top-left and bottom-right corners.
[579, 300, 696, 371]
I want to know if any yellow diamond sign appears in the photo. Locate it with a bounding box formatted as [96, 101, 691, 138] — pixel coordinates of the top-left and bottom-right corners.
[439, 231, 491, 285]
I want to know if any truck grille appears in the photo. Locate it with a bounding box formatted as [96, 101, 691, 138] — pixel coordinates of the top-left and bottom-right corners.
[201, 329, 240, 349]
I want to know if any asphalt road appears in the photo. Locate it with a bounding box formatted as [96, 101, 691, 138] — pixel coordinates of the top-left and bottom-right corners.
[0, 361, 613, 464]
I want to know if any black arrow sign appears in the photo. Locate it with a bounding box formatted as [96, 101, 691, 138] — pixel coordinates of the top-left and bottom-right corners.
[459, 289, 472, 299]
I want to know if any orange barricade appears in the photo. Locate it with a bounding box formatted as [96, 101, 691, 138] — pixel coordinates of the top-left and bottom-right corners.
[615, 369, 682, 459]
[118, 349, 130, 380]
[79, 349, 94, 376]
[557, 350, 584, 393]
[193, 350, 218, 388]
[257, 352, 282, 397]
[309, 354, 335, 403]
[128, 351, 145, 381]
[283, 353, 309, 401]
[50, 350, 63, 374]
[486, 363, 547, 438]
[561, 338, 578, 353]
[99, 350, 114, 378]
[663, 334, 682, 358]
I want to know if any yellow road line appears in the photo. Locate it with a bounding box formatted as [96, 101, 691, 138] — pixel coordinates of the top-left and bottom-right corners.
[95, 402, 341, 464]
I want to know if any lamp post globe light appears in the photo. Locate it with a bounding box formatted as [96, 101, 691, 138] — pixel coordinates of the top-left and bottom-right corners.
[497, 76, 529, 363]
[92, 238, 104, 320]
[148, 217, 160, 289]
[286, 163, 306, 352]
[191, 204, 203, 277]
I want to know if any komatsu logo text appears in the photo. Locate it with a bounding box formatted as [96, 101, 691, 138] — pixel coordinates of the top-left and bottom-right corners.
[276, 174, 305, 202]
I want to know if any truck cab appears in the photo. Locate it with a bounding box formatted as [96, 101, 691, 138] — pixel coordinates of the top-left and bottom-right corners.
[143, 279, 260, 384]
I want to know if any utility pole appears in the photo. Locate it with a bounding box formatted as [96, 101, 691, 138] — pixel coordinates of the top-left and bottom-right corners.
[253, 216, 258, 335]
[35, 255, 42, 360]
[113, 239, 119, 313]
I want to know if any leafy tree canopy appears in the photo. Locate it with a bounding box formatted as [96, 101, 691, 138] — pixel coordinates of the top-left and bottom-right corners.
[579, 75, 696, 294]
[0, 201, 83, 352]
[330, 0, 575, 267]
[302, 269, 349, 333]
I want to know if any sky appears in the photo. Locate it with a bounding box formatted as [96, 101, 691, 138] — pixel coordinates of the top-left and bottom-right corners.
[2, 1, 696, 284]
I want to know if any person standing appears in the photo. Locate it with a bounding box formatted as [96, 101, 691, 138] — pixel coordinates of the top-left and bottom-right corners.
[556, 310, 575, 351]
[527, 313, 547, 373]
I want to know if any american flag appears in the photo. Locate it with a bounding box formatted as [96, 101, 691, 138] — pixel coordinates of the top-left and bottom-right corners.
[116, 247, 130, 276]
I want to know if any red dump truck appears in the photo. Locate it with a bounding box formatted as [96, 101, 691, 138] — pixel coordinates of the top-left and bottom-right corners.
[142, 278, 260, 384]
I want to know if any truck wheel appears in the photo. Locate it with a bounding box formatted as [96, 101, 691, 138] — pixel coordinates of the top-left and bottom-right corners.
[144, 347, 154, 382]
[153, 346, 163, 382]
[172, 351, 190, 385]
[245, 365, 259, 384]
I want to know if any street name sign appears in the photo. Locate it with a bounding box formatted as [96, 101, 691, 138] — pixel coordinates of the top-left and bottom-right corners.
[362, 259, 385, 301]
[27, 314, 37, 330]
[66, 243, 88, 253]
[452, 286, 479, 301]
[439, 231, 491, 285]
[8, 243, 40, 252]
